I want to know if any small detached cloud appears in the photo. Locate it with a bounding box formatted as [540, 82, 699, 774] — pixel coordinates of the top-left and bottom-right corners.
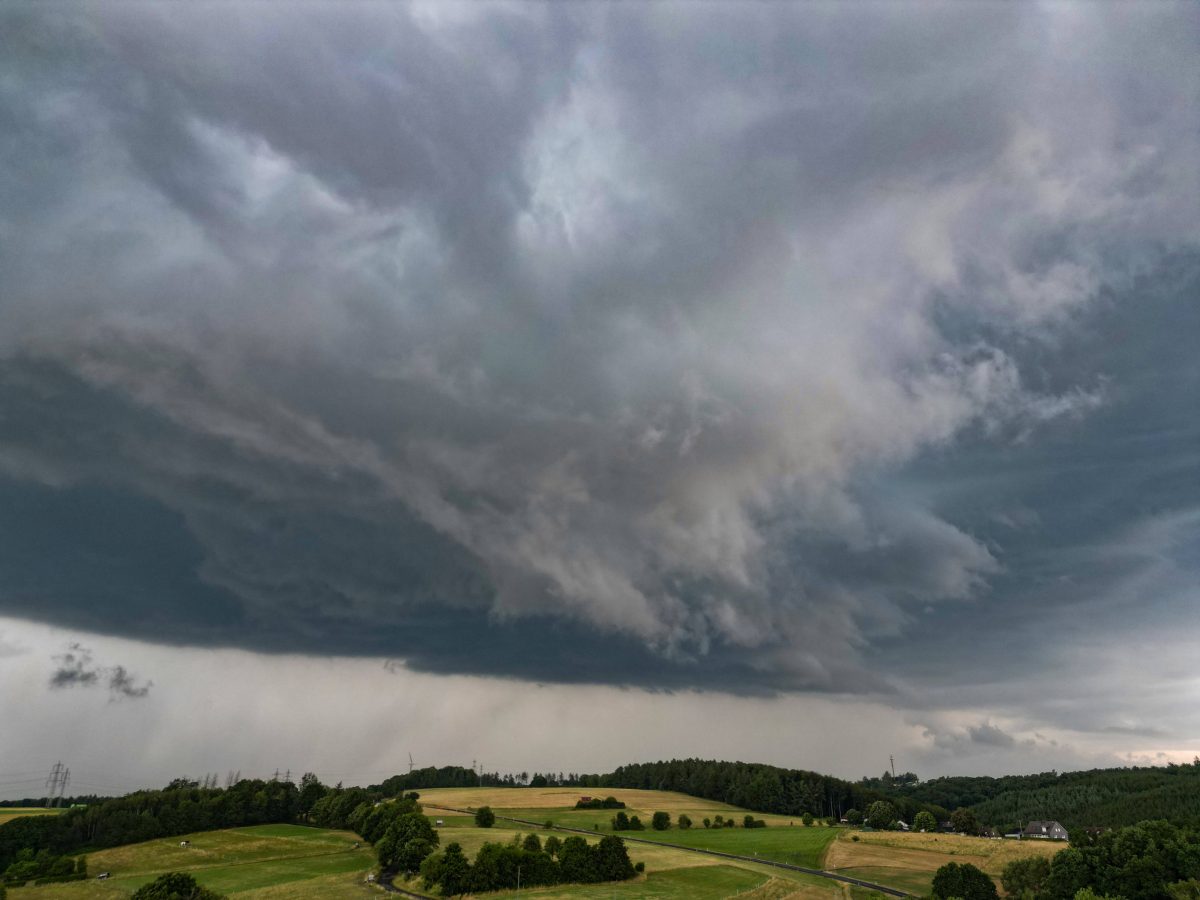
[49, 643, 152, 701]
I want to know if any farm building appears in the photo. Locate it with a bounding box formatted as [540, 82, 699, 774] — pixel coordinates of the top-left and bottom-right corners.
[1023, 820, 1068, 840]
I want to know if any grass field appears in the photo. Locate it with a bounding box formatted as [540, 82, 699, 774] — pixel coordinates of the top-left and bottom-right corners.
[0, 809, 60, 827]
[824, 830, 1061, 896]
[629, 824, 837, 869]
[7, 824, 377, 899]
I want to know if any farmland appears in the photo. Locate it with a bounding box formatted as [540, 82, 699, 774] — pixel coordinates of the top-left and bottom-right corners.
[5, 824, 376, 899]
[823, 829, 1061, 896]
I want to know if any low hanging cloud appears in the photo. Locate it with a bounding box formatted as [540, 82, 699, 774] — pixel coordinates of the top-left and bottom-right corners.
[0, 2, 1197, 697]
[49, 644, 153, 701]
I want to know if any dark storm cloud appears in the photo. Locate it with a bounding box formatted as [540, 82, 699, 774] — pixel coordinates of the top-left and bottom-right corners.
[1, 2, 1197, 704]
[48, 643, 152, 699]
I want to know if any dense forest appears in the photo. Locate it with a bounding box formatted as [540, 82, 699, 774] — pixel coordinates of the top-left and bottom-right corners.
[876, 760, 1200, 831]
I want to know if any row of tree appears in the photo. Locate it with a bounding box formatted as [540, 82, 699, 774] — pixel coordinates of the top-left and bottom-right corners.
[419, 833, 636, 896]
[1, 850, 87, 886]
[0, 779, 301, 872]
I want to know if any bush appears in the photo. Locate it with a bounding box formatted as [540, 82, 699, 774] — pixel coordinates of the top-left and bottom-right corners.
[131, 872, 227, 899]
[635, 861, 645, 873]
[678, 814, 692, 830]
[652, 812, 671, 831]
[703, 817, 711, 828]
[802, 813, 814, 826]
[474, 806, 496, 828]
[742, 815, 766, 828]
[33, 873, 87, 885]
[846, 808, 863, 825]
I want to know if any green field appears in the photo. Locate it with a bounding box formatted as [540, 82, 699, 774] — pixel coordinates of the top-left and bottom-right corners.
[7, 824, 377, 899]
[627, 824, 837, 869]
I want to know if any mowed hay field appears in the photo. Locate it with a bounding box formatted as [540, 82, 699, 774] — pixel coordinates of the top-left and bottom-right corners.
[824, 830, 1062, 896]
[7, 824, 377, 899]
[417, 786, 803, 829]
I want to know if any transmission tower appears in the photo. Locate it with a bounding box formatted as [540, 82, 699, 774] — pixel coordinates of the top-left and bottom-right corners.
[56, 767, 70, 807]
[44, 762, 64, 808]
[408, 753, 414, 775]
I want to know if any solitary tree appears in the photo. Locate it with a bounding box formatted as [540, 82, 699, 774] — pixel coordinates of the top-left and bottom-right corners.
[652, 811, 671, 831]
[703, 817, 712, 829]
[914, 811, 938, 833]
[866, 801, 898, 830]
[846, 809, 863, 826]
[951, 808, 979, 836]
[474, 806, 496, 828]
[802, 812, 814, 826]
[677, 814, 692, 830]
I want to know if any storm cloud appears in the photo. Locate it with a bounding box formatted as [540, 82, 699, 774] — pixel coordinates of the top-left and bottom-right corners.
[0, 1, 1197, 713]
[48, 643, 152, 700]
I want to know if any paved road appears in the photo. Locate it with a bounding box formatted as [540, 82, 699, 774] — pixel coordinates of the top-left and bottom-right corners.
[423, 803, 914, 898]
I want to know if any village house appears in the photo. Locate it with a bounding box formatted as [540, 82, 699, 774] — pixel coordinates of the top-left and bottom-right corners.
[1023, 820, 1069, 840]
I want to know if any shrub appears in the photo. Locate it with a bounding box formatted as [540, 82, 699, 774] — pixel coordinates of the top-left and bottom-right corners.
[802, 813, 814, 826]
[474, 806, 495, 828]
[635, 861, 645, 873]
[652, 812, 671, 831]
[678, 814, 692, 830]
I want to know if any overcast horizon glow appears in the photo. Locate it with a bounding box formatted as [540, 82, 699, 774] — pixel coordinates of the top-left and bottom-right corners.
[1, 1, 1197, 795]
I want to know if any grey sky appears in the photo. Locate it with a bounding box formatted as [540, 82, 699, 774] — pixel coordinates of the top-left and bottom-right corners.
[0, 2, 1197, 792]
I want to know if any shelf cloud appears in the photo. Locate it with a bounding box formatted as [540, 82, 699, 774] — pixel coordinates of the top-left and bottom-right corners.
[0, 1, 1196, 717]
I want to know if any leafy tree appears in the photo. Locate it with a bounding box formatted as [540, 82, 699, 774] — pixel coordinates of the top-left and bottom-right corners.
[931, 862, 999, 900]
[846, 808, 863, 825]
[866, 801, 898, 830]
[802, 813, 814, 826]
[951, 807, 980, 835]
[474, 806, 495, 828]
[628, 815, 645, 831]
[131, 872, 227, 899]
[558, 836, 598, 884]
[544, 835, 562, 857]
[297, 773, 327, 817]
[678, 814, 692, 830]
[652, 811, 671, 831]
[611, 811, 630, 831]
[1167, 881, 1200, 900]
[595, 835, 635, 881]
[522, 833, 542, 852]
[1002, 856, 1051, 896]
[914, 811, 938, 833]
[438, 843, 472, 897]
[530, 775, 548, 788]
[703, 817, 712, 829]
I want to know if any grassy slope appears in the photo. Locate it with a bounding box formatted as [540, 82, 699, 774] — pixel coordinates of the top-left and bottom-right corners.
[824, 830, 1061, 896]
[628, 825, 837, 869]
[7, 824, 376, 899]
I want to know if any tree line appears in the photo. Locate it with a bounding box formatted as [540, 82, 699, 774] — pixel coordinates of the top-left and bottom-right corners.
[879, 759, 1200, 831]
[0, 778, 300, 873]
[420, 832, 636, 896]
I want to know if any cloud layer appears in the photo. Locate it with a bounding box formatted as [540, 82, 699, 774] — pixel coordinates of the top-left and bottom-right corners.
[0, 2, 1197, 706]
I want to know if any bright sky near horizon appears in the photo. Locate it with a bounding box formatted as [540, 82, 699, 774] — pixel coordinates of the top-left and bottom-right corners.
[1, 1, 1197, 797]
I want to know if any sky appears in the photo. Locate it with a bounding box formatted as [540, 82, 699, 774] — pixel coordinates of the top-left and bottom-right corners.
[1, 1, 1198, 799]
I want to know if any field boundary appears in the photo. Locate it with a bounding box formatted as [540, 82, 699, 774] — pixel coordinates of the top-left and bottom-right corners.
[423, 803, 913, 898]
